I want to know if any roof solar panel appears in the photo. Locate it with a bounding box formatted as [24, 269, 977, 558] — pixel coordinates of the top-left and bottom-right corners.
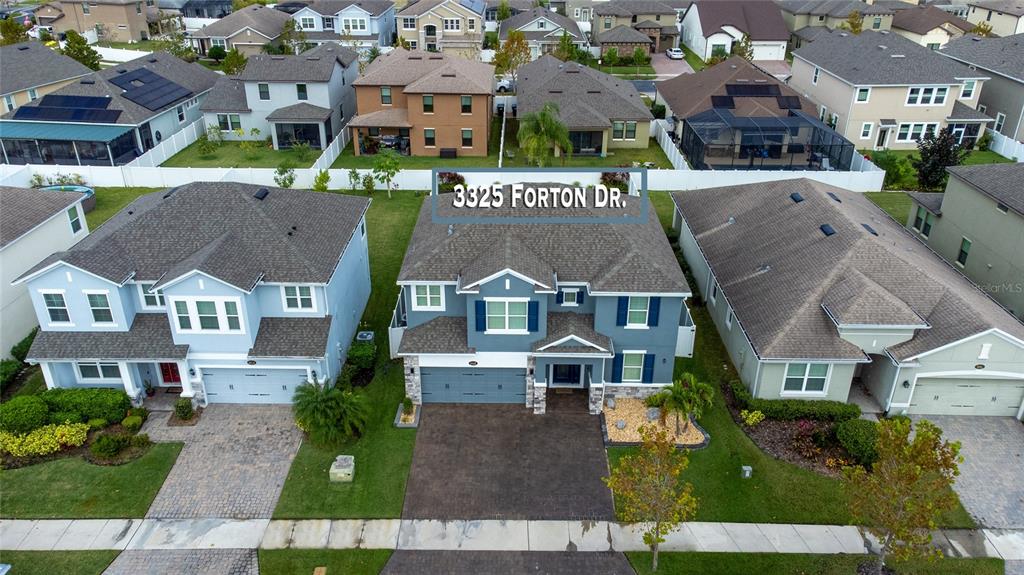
[726, 84, 781, 97]
[38, 95, 112, 109]
[109, 68, 193, 111]
[710, 95, 735, 109]
[776, 95, 802, 110]
[12, 106, 122, 123]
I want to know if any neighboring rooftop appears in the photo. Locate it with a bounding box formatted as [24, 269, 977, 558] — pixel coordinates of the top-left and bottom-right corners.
[499, 7, 582, 42]
[792, 29, 986, 85]
[597, 25, 654, 44]
[236, 43, 358, 82]
[966, 0, 1024, 16]
[200, 77, 250, 113]
[688, 0, 790, 41]
[941, 34, 1024, 82]
[947, 163, 1024, 216]
[0, 187, 86, 249]
[398, 0, 485, 16]
[891, 5, 971, 35]
[353, 48, 494, 93]
[671, 179, 1024, 361]
[302, 0, 394, 16]
[0, 42, 92, 97]
[593, 0, 676, 17]
[777, 0, 893, 17]
[517, 55, 652, 130]
[192, 3, 292, 38]
[907, 191, 944, 215]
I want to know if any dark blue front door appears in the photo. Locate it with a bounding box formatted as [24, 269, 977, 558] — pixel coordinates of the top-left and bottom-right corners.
[552, 364, 581, 386]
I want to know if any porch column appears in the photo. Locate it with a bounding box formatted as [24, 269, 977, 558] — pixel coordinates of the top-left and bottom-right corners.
[178, 360, 195, 398]
[533, 381, 547, 415]
[118, 361, 141, 402]
[404, 356, 422, 405]
[588, 383, 604, 415]
[39, 362, 58, 390]
[526, 357, 536, 409]
[270, 124, 280, 150]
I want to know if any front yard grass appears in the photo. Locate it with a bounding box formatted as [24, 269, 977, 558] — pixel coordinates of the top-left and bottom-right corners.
[865, 191, 915, 223]
[626, 552, 1003, 575]
[90, 187, 161, 229]
[0, 443, 182, 518]
[682, 45, 706, 72]
[0, 551, 120, 575]
[258, 549, 392, 575]
[10, 366, 45, 398]
[272, 190, 423, 518]
[162, 141, 317, 169]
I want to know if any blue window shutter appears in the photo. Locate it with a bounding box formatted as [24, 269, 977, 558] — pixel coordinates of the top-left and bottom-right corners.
[616, 296, 628, 326]
[612, 354, 623, 383]
[475, 300, 486, 332]
[577, 291, 585, 305]
[556, 290, 564, 304]
[642, 354, 655, 383]
[648, 296, 661, 327]
[527, 301, 539, 332]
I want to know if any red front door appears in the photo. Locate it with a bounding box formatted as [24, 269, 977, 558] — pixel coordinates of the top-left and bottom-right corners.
[159, 363, 181, 384]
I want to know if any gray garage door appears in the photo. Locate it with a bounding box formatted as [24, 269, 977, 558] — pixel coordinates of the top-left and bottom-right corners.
[910, 378, 1024, 417]
[202, 368, 308, 404]
[420, 368, 527, 404]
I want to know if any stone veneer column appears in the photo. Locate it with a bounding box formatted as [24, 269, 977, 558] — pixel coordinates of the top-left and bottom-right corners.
[588, 384, 604, 415]
[404, 356, 422, 405]
[533, 382, 547, 415]
[525, 357, 536, 409]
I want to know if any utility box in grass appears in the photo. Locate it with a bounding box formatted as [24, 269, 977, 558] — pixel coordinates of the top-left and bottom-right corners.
[330, 455, 354, 483]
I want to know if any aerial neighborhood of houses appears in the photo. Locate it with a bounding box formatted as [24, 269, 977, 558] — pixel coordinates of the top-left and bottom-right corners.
[1, 0, 1024, 573]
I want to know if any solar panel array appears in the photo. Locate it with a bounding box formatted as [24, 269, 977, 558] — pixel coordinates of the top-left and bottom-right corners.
[12, 106, 122, 123]
[38, 95, 112, 109]
[710, 95, 735, 109]
[108, 68, 192, 112]
[776, 95, 803, 110]
[725, 84, 781, 97]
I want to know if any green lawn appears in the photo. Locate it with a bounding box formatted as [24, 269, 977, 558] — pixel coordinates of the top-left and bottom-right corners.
[162, 141, 317, 169]
[0, 443, 182, 518]
[258, 549, 392, 575]
[682, 45, 706, 72]
[272, 190, 423, 518]
[865, 148, 1013, 166]
[0, 551, 120, 575]
[90, 187, 161, 229]
[865, 191, 915, 223]
[96, 40, 162, 51]
[11, 367, 46, 398]
[330, 142, 501, 169]
[626, 552, 1003, 575]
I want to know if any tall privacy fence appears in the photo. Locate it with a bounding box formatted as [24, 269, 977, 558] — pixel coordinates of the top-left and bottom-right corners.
[987, 128, 1024, 163]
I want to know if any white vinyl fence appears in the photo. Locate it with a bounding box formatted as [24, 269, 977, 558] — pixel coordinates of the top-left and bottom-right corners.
[127, 118, 206, 167]
[312, 126, 351, 171]
[95, 46, 153, 63]
[651, 119, 689, 170]
[987, 128, 1024, 162]
[182, 17, 219, 31]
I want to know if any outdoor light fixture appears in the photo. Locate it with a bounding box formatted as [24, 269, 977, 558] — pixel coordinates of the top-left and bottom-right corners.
[189, 368, 195, 377]
[311, 370, 317, 381]
[410, 367, 416, 374]
[902, 380, 910, 389]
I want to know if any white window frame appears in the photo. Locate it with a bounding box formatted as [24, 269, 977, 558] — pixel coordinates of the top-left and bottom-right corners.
[341, 17, 367, 31]
[725, 306, 734, 330]
[168, 297, 246, 335]
[994, 112, 1006, 132]
[67, 205, 83, 234]
[82, 2, 90, 14]
[137, 282, 166, 310]
[708, 276, 718, 304]
[27, 88, 37, 101]
[560, 289, 579, 307]
[468, 18, 475, 30]
[621, 351, 645, 383]
[323, 16, 333, 28]
[3, 95, 15, 112]
[299, 16, 315, 29]
[84, 289, 116, 326]
[461, 128, 473, 148]
[625, 296, 649, 328]
[781, 362, 831, 396]
[423, 127, 436, 147]
[895, 122, 938, 142]
[76, 361, 122, 383]
[906, 85, 947, 106]
[211, 38, 226, 48]
[39, 289, 72, 326]
[176, 105, 185, 124]
[961, 79, 975, 99]
[258, 83, 270, 101]
[217, 113, 241, 131]
[860, 122, 873, 140]
[855, 87, 870, 103]
[402, 16, 416, 29]
[411, 284, 444, 311]
[484, 297, 529, 334]
[443, 18, 461, 31]
[281, 285, 318, 312]
[812, 66, 820, 85]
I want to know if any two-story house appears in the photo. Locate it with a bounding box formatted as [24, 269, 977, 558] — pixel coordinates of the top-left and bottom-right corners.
[790, 30, 991, 151]
[0, 42, 92, 116]
[390, 187, 694, 414]
[592, 0, 679, 54]
[891, 5, 972, 49]
[778, 0, 894, 50]
[158, 0, 232, 19]
[0, 188, 89, 359]
[396, 0, 486, 57]
[906, 163, 1024, 320]
[35, 0, 158, 43]
[290, 0, 395, 51]
[965, 0, 1024, 36]
[201, 43, 359, 150]
[13, 182, 371, 405]
[517, 56, 654, 157]
[941, 34, 1024, 143]
[0, 52, 219, 166]
[483, 0, 532, 31]
[681, 0, 789, 62]
[348, 49, 493, 157]
[498, 7, 586, 60]
[672, 178, 1024, 419]
[191, 4, 293, 57]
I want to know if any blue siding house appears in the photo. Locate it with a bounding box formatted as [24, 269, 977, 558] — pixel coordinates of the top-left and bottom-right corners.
[12, 183, 371, 405]
[390, 190, 695, 414]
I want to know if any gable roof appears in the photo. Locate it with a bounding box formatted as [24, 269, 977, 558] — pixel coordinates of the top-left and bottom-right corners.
[398, 0, 485, 16]
[200, 76, 250, 112]
[498, 7, 582, 42]
[891, 5, 971, 35]
[193, 4, 291, 38]
[687, 0, 790, 41]
[594, 0, 676, 17]
[399, 187, 688, 294]
[658, 56, 814, 120]
[354, 48, 493, 94]
[0, 42, 92, 97]
[236, 43, 358, 82]
[597, 24, 654, 44]
[301, 0, 394, 16]
[947, 163, 1024, 216]
[671, 179, 1024, 361]
[792, 29, 985, 85]
[517, 55, 652, 129]
[16, 183, 370, 291]
[534, 313, 612, 354]
[966, 0, 1024, 16]
[940, 34, 1024, 82]
[0, 187, 85, 249]
[776, 0, 893, 17]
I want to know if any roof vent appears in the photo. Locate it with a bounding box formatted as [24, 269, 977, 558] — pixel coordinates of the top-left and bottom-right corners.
[447, 224, 454, 237]
[147, 57, 157, 63]
[271, 56, 285, 60]
[727, 216, 736, 224]
[790, 192, 804, 203]
[116, 69, 127, 74]
[254, 188, 270, 200]
[162, 186, 181, 199]
[878, 44, 887, 50]
[586, 90, 600, 94]
[16, 45, 29, 51]
[758, 264, 771, 273]
[820, 224, 836, 237]
[861, 223, 879, 236]
[971, 36, 982, 42]
[891, 54, 905, 58]
[826, 191, 842, 203]
[80, 79, 95, 84]
[306, 56, 320, 60]
[441, 72, 456, 77]
[291, 225, 297, 231]
[839, 32, 848, 37]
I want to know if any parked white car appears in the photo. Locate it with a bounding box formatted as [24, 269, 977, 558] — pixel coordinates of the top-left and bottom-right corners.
[666, 48, 684, 60]
[496, 77, 515, 93]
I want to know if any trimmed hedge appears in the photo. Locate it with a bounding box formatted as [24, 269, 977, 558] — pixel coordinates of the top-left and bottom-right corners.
[0, 396, 50, 434]
[0, 422, 89, 457]
[122, 415, 143, 433]
[10, 328, 37, 363]
[90, 432, 131, 459]
[0, 359, 20, 391]
[40, 388, 130, 424]
[836, 419, 879, 467]
[729, 380, 861, 422]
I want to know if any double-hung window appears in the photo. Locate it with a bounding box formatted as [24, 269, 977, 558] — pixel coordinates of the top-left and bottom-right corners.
[860, 122, 872, 139]
[486, 299, 528, 332]
[283, 285, 316, 310]
[67, 206, 82, 233]
[176, 105, 185, 123]
[83, 2, 90, 14]
[621, 352, 644, 382]
[217, 113, 241, 131]
[461, 128, 473, 147]
[872, 16, 881, 29]
[27, 88, 37, 101]
[995, 112, 1006, 132]
[42, 291, 70, 324]
[323, 17, 333, 28]
[913, 206, 934, 237]
[443, 18, 460, 30]
[961, 80, 975, 99]
[300, 16, 315, 29]
[3, 95, 15, 112]
[460, 95, 472, 114]
[812, 67, 820, 85]
[783, 363, 829, 394]
[856, 87, 870, 103]
[626, 296, 649, 327]
[380, 86, 392, 105]
[403, 17, 416, 29]
[424, 128, 436, 147]
[138, 283, 166, 309]
[412, 285, 443, 310]
[422, 94, 434, 113]
[78, 362, 121, 381]
[196, 301, 219, 329]
[906, 86, 946, 105]
[561, 290, 578, 306]
[258, 83, 270, 100]
[957, 237, 971, 266]
[172, 299, 244, 334]
[297, 83, 308, 100]
[87, 291, 114, 324]
[211, 38, 226, 48]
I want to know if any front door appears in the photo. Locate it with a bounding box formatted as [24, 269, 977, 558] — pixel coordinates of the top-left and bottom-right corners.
[875, 128, 889, 150]
[159, 363, 181, 385]
[551, 364, 582, 387]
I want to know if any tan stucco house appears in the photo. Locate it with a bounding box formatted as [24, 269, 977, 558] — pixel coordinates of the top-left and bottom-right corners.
[592, 0, 679, 54]
[891, 5, 972, 50]
[965, 0, 1024, 37]
[396, 0, 485, 58]
[35, 0, 158, 43]
[191, 4, 292, 56]
[0, 42, 92, 115]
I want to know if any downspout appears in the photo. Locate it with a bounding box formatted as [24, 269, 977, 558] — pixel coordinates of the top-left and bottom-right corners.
[753, 359, 763, 398]
[884, 362, 901, 414]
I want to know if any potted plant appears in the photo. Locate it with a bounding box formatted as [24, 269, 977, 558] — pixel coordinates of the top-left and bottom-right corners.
[144, 379, 155, 397]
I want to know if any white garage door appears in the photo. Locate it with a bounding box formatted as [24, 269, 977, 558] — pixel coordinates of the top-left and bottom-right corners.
[910, 378, 1024, 417]
[202, 368, 308, 404]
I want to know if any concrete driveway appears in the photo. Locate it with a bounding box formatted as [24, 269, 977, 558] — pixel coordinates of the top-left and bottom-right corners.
[402, 394, 615, 520]
[916, 416, 1024, 528]
[651, 52, 693, 78]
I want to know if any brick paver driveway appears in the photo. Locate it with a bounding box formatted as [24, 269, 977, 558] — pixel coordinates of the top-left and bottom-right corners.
[651, 52, 693, 77]
[402, 394, 615, 520]
[143, 405, 302, 519]
[381, 551, 635, 574]
[105, 549, 258, 575]
[915, 416, 1024, 528]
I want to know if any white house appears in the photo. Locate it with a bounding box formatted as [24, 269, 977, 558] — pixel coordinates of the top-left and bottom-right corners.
[291, 0, 396, 52]
[681, 0, 789, 62]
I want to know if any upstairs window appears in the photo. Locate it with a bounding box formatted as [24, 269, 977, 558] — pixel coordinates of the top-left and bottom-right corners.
[413, 285, 444, 310]
[172, 299, 244, 334]
[872, 16, 881, 29]
[403, 17, 416, 29]
[626, 296, 649, 326]
[856, 87, 870, 103]
[443, 18, 460, 30]
[87, 292, 114, 324]
[283, 286, 315, 310]
[961, 80, 975, 99]
[196, 301, 219, 330]
[297, 83, 308, 100]
[906, 86, 946, 105]
[258, 83, 270, 100]
[42, 292, 70, 324]
[139, 283, 166, 309]
[381, 86, 392, 105]
[957, 237, 971, 266]
[174, 301, 191, 330]
[67, 205, 82, 233]
[300, 16, 315, 29]
[83, 2, 90, 14]
[461, 95, 472, 114]
[323, 17, 333, 28]
[423, 94, 434, 113]
[486, 299, 528, 332]
[812, 66, 820, 85]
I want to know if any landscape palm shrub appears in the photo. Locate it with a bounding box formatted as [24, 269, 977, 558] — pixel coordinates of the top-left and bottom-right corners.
[292, 380, 368, 446]
[646, 373, 714, 434]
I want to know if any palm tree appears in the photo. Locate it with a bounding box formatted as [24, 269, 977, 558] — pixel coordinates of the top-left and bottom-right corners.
[647, 373, 714, 434]
[292, 380, 369, 446]
[517, 102, 572, 167]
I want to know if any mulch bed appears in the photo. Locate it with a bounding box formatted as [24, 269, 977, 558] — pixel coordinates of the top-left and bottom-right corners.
[82, 441, 155, 466]
[166, 407, 203, 426]
[2, 424, 149, 469]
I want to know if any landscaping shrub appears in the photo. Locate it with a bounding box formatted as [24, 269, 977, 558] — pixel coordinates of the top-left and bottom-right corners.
[0, 422, 89, 457]
[402, 396, 414, 415]
[837, 419, 879, 467]
[0, 396, 49, 434]
[292, 380, 368, 446]
[86, 418, 108, 430]
[40, 388, 130, 423]
[128, 407, 149, 422]
[122, 415, 143, 433]
[49, 410, 83, 425]
[130, 433, 151, 448]
[437, 171, 466, 193]
[89, 432, 131, 459]
[338, 363, 359, 390]
[347, 340, 375, 371]
[651, 103, 666, 119]
[10, 329, 37, 362]
[728, 379, 861, 422]
[739, 409, 764, 427]
[174, 398, 194, 421]
[0, 359, 20, 391]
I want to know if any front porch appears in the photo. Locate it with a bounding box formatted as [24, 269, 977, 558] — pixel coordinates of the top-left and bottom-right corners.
[39, 359, 197, 407]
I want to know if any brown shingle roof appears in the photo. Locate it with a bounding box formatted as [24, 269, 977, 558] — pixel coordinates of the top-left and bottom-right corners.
[353, 48, 494, 94]
[688, 0, 790, 41]
[892, 5, 972, 35]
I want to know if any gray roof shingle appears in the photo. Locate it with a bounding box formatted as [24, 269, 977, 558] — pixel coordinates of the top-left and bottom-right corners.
[688, 0, 790, 41]
[27, 314, 189, 361]
[398, 316, 472, 354]
[891, 5, 971, 35]
[303, 0, 394, 16]
[192, 3, 292, 38]
[354, 48, 494, 94]
[265, 102, 333, 121]
[200, 77, 251, 112]
[0, 187, 85, 249]
[777, 0, 893, 17]
[498, 7, 583, 42]
[946, 163, 1024, 216]
[249, 317, 333, 357]
[966, 0, 1024, 16]
[947, 100, 992, 121]
[534, 313, 612, 353]
[594, 1, 676, 17]
[597, 24, 654, 44]
[0, 42, 92, 96]
[940, 34, 1024, 82]
[236, 43, 358, 82]
[672, 179, 1024, 361]
[907, 191, 944, 215]
[399, 0, 484, 16]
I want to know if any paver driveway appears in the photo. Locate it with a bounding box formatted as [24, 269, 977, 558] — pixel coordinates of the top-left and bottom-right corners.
[105, 549, 258, 575]
[402, 393, 615, 520]
[381, 551, 635, 574]
[143, 405, 302, 519]
[916, 416, 1024, 528]
[651, 52, 694, 77]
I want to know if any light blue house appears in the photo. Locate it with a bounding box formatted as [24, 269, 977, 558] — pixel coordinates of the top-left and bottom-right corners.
[13, 183, 371, 405]
[291, 0, 396, 51]
[390, 189, 695, 414]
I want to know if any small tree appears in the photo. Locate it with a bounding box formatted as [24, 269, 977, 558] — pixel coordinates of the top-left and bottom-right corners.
[913, 127, 968, 191]
[0, 18, 28, 46]
[493, 30, 530, 85]
[290, 140, 313, 162]
[207, 44, 227, 62]
[841, 10, 864, 34]
[603, 46, 619, 67]
[196, 134, 217, 157]
[969, 22, 993, 37]
[361, 172, 375, 194]
[605, 425, 698, 572]
[553, 30, 576, 61]
[312, 169, 330, 192]
[518, 102, 572, 167]
[731, 34, 753, 60]
[220, 48, 247, 74]
[496, 0, 512, 21]
[61, 30, 101, 70]
[155, 31, 196, 61]
[206, 125, 224, 145]
[278, 19, 309, 54]
[647, 373, 714, 435]
[632, 46, 650, 66]
[292, 380, 368, 446]
[348, 168, 361, 192]
[275, 161, 297, 188]
[372, 148, 401, 199]
[843, 418, 961, 575]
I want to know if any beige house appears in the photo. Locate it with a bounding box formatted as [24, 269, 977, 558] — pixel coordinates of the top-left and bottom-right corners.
[35, 0, 158, 43]
[191, 4, 292, 57]
[965, 0, 1024, 37]
[779, 0, 894, 49]
[791, 30, 991, 151]
[592, 1, 678, 53]
[891, 5, 972, 50]
[0, 42, 92, 115]
[396, 0, 485, 58]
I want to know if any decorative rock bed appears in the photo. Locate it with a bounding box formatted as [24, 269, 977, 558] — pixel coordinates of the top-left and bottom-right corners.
[394, 404, 420, 428]
[601, 398, 710, 449]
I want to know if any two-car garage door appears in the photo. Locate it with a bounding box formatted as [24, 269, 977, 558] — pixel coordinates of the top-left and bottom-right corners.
[420, 368, 527, 404]
[909, 378, 1024, 417]
[203, 368, 308, 404]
